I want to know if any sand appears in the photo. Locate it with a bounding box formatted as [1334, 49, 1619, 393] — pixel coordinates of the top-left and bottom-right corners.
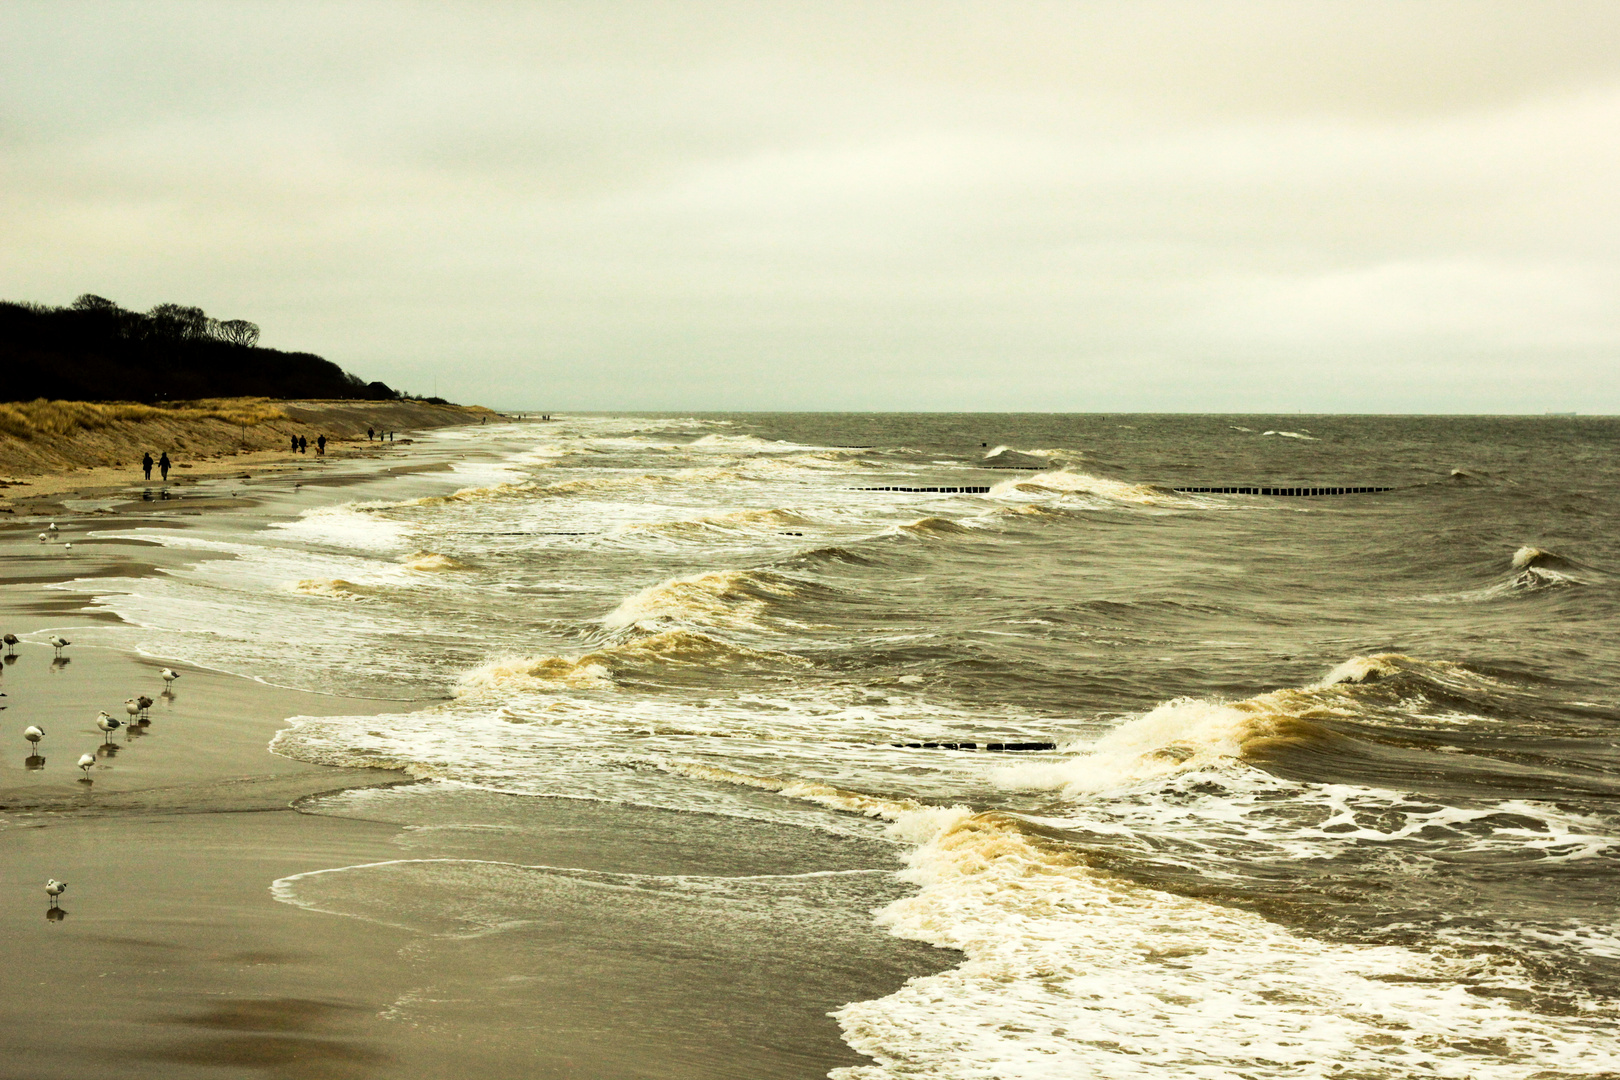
[0, 398, 500, 514]
[0, 430, 955, 1079]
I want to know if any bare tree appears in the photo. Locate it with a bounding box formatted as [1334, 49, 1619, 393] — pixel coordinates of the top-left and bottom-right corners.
[148, 303, 210, 340]
[216, 319, 260, 347]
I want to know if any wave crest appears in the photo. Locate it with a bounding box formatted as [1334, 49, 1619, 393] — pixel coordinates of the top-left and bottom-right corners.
[602, 569, 818, 633]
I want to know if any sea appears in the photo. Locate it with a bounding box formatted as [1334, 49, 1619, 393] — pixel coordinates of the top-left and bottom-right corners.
[60, 413, 1620, 1078]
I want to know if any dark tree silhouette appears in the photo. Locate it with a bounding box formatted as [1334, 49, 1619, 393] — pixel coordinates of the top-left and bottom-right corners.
[0, 295, 403, 403]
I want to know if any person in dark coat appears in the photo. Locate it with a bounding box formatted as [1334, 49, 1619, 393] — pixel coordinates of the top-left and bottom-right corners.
[368, 427, 374, 441]
[291, 434, 298, 453]
[298, 436, 307, 454]
[316, 435, 326, 456]
[142, 452, 153, 480]
[158, 452, 171, 481]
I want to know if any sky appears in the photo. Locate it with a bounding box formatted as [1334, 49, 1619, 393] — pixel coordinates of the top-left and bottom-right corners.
[3, 1, 1619, 412]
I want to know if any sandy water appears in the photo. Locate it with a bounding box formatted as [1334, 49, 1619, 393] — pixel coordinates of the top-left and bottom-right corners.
[58, 413, 1620, 1078]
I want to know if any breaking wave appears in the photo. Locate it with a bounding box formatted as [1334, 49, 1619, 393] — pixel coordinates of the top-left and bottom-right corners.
[601, 569, 824, 634]
[459, 630, 808, 693]
[988, 470, 1182, 506]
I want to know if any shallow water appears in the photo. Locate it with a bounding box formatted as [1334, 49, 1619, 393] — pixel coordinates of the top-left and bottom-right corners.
[63, 413, 1620, 1077]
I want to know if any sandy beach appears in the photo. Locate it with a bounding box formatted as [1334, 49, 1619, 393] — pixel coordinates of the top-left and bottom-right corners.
[0, 424, 955, 1080]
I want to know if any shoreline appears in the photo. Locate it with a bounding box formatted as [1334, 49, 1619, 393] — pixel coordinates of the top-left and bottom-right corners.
[0, 421, 954, 1079]
[0, 397, 501, 514]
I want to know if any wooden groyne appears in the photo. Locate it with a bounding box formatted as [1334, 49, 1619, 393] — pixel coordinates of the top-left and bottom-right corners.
[1173, 486, 1394, 496]
[858, 486, 992, 493]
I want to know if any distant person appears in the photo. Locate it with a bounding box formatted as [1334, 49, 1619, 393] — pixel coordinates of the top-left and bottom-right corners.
[141, 452, 153, 480]
[298, 436, 307, 454]
[316, 435, 327, 456]
[290, 435, 298, 453]
[158, 452, 171, 481]
[389, 431, 395, 443]
[367, 427, 374, 441]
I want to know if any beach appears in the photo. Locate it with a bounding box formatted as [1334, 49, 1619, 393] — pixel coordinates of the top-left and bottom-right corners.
[0, 420, 954, 1080]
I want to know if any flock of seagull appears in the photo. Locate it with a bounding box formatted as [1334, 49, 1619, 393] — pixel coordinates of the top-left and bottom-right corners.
[6, 615, 180, 912]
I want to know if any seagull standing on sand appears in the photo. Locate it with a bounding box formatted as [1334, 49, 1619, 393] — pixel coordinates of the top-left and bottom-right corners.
[96, 711, 122, 743]
[49, 636, 70, 655]
[77, 753, 96, 779]
[24, 725, 43, 750]
[37, 532, 48, 543]
[45, 879, 66, 906]
[47, 522, 58, 534]
[160, 668, 179, 688]
[136, 695, 154, 719]
[124, 698, 140, 724]
[3, 633, 18, 653]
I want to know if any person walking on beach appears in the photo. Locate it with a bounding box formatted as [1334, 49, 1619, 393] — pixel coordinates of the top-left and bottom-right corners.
[316, 434, 327, 457]
[290, 434, 298, 453]
[367, 427, 374, 442]
[158, 452, 171, 481]
[141, 452, 153, 481]
[298, 436, 307, 454]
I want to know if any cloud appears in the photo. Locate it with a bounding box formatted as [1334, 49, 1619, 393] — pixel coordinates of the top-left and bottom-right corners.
[2, 1, 1619, 410]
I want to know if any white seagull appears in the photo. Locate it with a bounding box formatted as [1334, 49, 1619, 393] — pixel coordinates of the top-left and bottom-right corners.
[24, 725, 44, 749]
[96, 711, 122, 743]
[47, 522, 58, 533]
[45, 879, 67, 906]
[77, 753, 96, 778]
[37, 532, 48, 543]
[48, 636, 71, 655]
[124, 698, 141, 723]
[160, 668, 180, 687]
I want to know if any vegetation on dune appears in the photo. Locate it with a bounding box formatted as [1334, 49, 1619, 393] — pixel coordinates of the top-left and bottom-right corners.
[0, 294, 404, 403]
[0, 398, 290, 441]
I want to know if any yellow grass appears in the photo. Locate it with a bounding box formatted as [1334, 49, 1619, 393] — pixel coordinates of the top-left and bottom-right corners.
[0, 397, 289, 440]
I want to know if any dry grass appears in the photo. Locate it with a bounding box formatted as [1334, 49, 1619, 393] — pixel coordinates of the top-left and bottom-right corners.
[0, 397, 289, 440]
[0, 396, 488, 480]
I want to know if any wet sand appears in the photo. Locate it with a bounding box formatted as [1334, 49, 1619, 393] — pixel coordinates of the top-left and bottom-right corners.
[0, 448, 955, 1079]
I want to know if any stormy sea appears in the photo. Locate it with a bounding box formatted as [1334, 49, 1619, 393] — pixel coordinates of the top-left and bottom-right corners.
[64, 413, 1620, 1077]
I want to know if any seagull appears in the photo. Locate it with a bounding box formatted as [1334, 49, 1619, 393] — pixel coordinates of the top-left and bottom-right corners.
[77, 753, 96, 779]
[37, 532, 48, 543]
[45, 879, 67, 906]
[47, 522, 58, 534]
[124, 698, 141, 723]
[48, 636, 70, 655]
[136, 695, 154, 719]
[160, 668, 180, 687]
[24, 725, 43, 749]
[3, 633, 17, 653]
[63, 543, 72, 553]
[96, 711, 122, 743]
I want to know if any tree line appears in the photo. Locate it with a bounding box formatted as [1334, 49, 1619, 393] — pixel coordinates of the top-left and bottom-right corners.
[0, 294, 407, 403]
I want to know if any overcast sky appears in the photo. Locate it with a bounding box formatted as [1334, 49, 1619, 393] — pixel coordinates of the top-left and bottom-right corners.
[3, 2, 1618, 412]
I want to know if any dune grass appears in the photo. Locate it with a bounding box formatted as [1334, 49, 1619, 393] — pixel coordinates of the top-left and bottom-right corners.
[0, 398, 289, 440]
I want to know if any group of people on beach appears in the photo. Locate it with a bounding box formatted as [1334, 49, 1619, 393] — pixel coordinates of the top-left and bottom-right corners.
[289, 434, 329, 456]
[367, 427, 396, 443]
[140, 452, 171, 481]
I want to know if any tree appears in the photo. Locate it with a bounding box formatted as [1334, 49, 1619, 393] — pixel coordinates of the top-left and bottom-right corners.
[147, 303, 210, 340]
[215, 319, 260, 347]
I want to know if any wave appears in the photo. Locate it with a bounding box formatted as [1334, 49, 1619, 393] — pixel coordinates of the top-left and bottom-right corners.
[616, 508, 813, 541]
[285, 578, 384, 601]
[894, 516, 971, 538]
[828, 808, 1620, 1080]
[1262, 429, 1318, 440]
[994, 653, 1505, 799]
[601, 569, 823, 634]
[459, 630, 808, 693]
[980, 446, 1077, 469]
[400, 551, 468, 572]
[987, 470, 1182, 506]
